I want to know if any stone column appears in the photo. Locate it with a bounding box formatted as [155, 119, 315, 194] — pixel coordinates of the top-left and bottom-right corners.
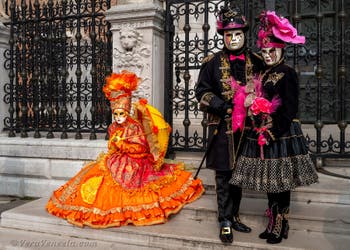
[105, 0, 165, 113]
[0, 20, 10, 133]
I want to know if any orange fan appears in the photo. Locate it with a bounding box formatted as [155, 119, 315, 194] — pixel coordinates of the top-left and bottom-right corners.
[133, 99, 171, 171]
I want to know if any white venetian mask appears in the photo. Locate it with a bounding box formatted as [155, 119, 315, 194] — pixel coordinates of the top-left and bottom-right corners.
[113, 108, 128, 124]
[223, 29, 245, 51]
[261, 47, 283, 66]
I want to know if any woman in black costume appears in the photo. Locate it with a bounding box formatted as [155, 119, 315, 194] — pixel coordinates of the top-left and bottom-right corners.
[230, 11, 318, 244]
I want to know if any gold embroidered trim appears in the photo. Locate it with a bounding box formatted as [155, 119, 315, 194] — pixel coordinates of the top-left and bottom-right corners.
[67, 217, 167, 229]
[239, 153, 314, 162]
[272, 214, 283, 236]
[201, 54, 214, 63]
[220, 52, 253, 165]
[219, 52, 254, 100]
[266, 129, 276, 141]
[266, 72, 285, 85]
[58, 162, 96, 203]
[220, 55, 232, 101]
[50, 176, 195, 216]
[199, 92, 215, 112]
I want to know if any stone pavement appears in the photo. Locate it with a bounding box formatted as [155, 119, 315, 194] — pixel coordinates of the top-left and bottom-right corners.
[1, 195, 349, 250]
[1, 170, 350, 250]
[0, 196, 30, 214]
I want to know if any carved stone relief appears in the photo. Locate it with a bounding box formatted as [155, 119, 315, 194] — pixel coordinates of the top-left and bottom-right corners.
[0, 0, 9, 19]
[113, 26, 152, 100]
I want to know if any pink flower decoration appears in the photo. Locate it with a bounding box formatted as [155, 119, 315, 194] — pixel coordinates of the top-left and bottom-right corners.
[250, 97, 272, 116]
[258, 133, 267, 146]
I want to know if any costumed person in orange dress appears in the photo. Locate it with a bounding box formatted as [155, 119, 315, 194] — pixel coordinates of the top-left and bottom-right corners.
[46, 70, 204, 228]
[229, 11, 318, 244]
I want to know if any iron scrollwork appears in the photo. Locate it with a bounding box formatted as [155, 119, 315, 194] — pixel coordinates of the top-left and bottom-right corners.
[3, 0, 112, 139]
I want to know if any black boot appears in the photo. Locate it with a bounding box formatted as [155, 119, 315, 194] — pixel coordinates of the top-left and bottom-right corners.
[219, 220, 233, 244]
[282, 209, 289, 239]
[259, 205, 274, 239]
[232, 215, 251, 233]
[266, 206, 289, 244]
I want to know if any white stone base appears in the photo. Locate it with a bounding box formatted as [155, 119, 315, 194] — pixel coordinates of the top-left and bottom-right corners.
[0, 133, 204, 197]
[0, 134, 107, 197]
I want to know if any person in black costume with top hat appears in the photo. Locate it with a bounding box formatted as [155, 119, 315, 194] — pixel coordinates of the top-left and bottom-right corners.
[195, 4, 263, 244]
[229, 10, 319, 244]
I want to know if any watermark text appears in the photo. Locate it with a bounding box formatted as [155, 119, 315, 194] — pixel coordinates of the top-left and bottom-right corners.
[10, 239, 98, 248]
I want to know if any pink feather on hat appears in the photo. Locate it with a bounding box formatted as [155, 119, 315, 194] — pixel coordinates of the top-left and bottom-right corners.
[257, 11, 305, 48]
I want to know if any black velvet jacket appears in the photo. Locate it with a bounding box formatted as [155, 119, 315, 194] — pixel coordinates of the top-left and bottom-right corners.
[195, 49, 263, 171]
[261, 60, 299, 139]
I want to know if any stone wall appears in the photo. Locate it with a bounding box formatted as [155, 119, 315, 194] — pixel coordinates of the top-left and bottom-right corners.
[0, 0, 168, 197]
[0, 134, 106, 197]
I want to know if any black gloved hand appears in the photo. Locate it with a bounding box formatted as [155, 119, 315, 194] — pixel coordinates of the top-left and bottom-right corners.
[252, 113, 263, 127]
[219, 102, 233, 118]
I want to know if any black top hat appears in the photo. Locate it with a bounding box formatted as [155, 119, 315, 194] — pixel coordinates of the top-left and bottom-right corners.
[217, 5, 249, 35]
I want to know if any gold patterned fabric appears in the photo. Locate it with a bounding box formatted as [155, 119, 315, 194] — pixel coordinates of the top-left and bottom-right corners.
[230, 121, 318, 193]
[46, 106, 204, 228]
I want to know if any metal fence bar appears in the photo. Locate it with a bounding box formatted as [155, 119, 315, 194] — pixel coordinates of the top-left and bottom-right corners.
[338, 0, 347, 154]
[2, 0, 112, 139]
[60, 0, 68, 139]
[315, 1, 323, 156]
[164, 0, 350, 160]
[7, 0, 15, 137]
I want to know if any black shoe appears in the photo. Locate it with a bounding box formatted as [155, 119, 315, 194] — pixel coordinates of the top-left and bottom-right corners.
[219, 220, 233, 244]
[259, 229, 272, 239]
[232, 216, 252, 233]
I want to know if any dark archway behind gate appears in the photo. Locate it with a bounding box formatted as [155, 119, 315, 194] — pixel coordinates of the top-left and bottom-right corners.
[164, 0, 350, 164]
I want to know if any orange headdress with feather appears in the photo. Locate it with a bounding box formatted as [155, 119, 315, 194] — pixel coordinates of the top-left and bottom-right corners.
[103, 70, 141, 112]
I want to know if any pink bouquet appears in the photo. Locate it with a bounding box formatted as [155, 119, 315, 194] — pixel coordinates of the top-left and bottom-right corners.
[249, 96, 280, 159]
[250, 97, 272, 116]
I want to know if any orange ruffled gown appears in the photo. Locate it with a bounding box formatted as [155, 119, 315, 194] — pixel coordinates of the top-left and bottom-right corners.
[46, 117, 204, 228]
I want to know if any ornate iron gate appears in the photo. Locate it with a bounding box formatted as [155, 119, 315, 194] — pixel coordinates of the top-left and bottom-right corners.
[3, 0, 112, 139]
[164, 0, 350, 161]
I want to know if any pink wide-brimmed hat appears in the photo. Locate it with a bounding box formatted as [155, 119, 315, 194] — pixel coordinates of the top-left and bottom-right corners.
[257, 11, 305, 48]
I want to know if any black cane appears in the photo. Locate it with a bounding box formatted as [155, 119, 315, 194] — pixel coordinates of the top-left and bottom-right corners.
[193, 108, 232, 180]
[194, 127, 218, 180]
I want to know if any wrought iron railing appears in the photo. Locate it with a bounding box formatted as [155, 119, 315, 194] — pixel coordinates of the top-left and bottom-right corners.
[164, 0, 350, 161]
[2, 0, 350, 165]
[2, 0, 112, 139]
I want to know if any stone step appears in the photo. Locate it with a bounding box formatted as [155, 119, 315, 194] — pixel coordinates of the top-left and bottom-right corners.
[176, 152, 350, 205]
[183, 165, 350, 206]
[2, 135, 350, 201]
[324, 158, 350, 168]
[2, 154, 350, 205]
[0, 227, 138, 250]
[1, 198, 349, 250]
[0, 133, 106, 161]
[183, 193, 350, 235]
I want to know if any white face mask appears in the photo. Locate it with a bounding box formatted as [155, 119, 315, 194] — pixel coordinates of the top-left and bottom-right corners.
[223, 29, 245, 51]
[261, 47, 283, 66]
[113, 108, 128, 124]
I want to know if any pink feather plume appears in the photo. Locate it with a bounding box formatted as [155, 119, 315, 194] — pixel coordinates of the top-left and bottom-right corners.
[231, 78, 247, 132]
[270, 96, 281, 113]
